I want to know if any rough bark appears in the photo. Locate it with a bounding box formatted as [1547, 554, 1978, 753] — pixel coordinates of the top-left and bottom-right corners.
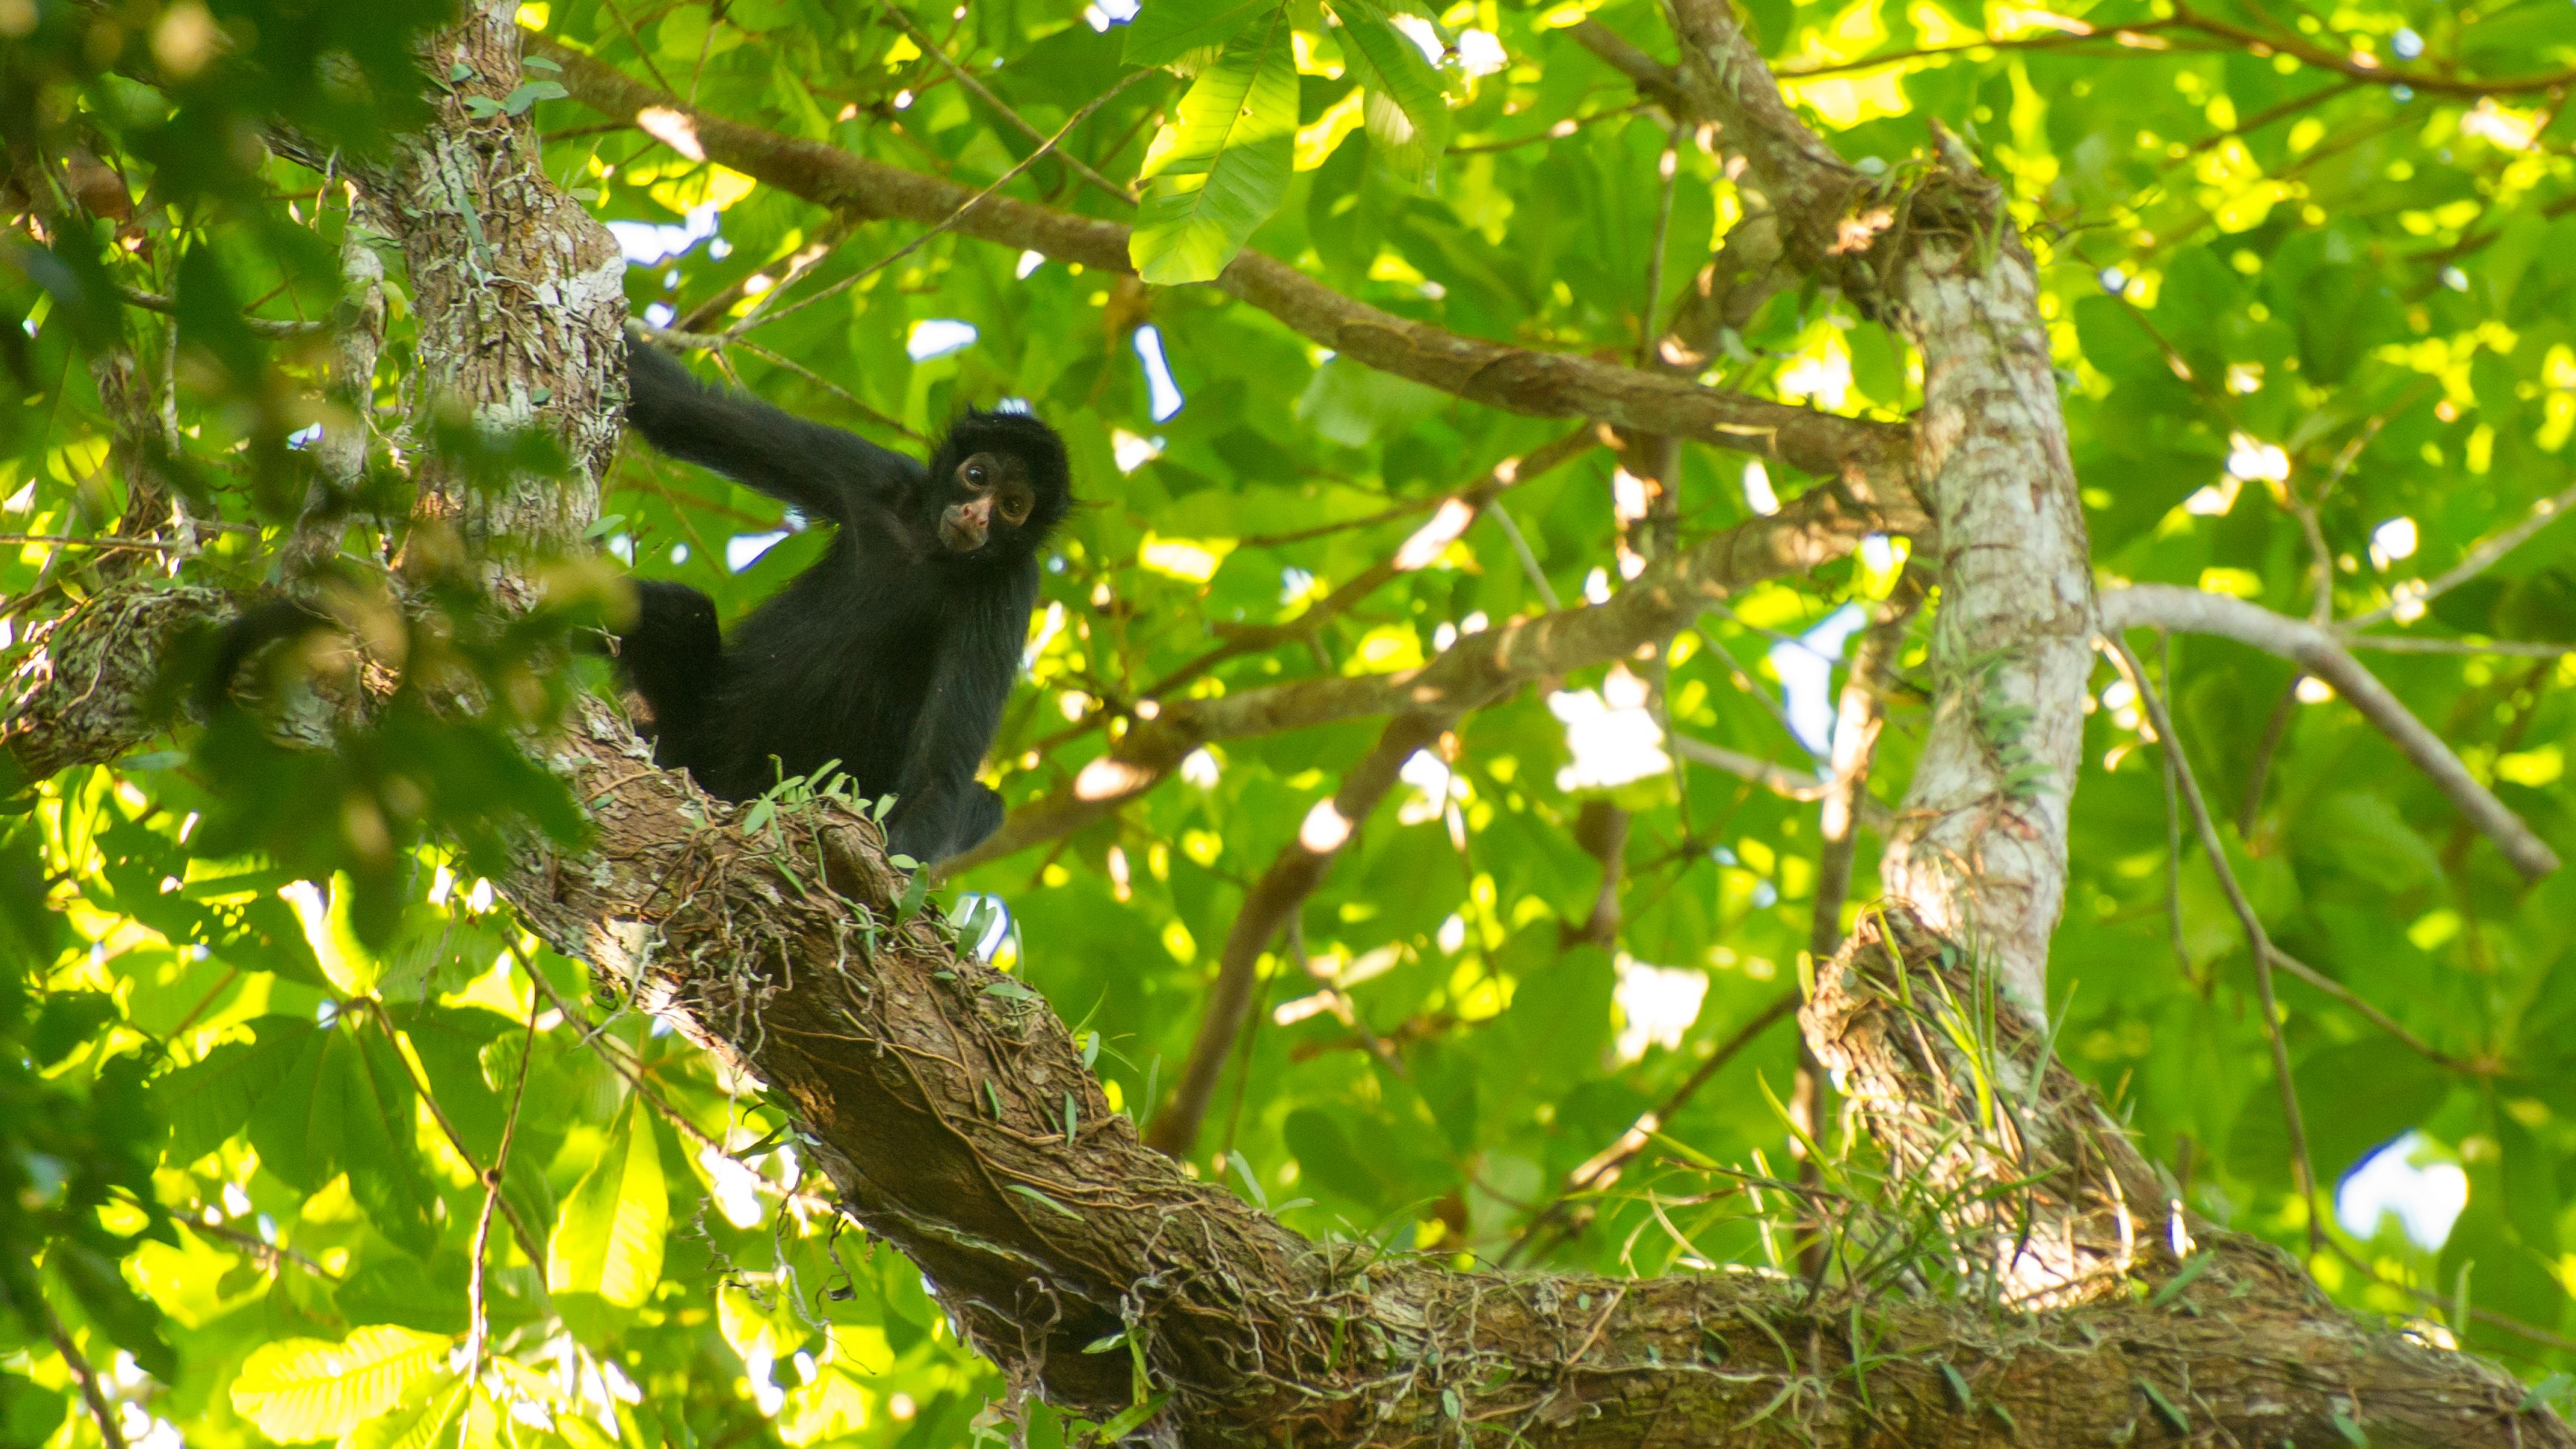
[954, 472, 1925, 868]
[519, 799, 2561, 1447]
[539, 43, 1909, 493]
[1875, 193, 2095, 1014]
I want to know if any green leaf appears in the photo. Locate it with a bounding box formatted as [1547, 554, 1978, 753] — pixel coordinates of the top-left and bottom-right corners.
[2227, 1040, 2449, 1188]
[1006, 1182, 1085, 1219]
[1130, 8, 1299, 285]
[54, 1243, 175, 1382]
[2147, 1252, 2213, 1308]
[548, 1097, 668, 1308]
[347, 1027, 444, 1254]
[229, 1325, 453, 1442]
[1123, 0, 1278, 67]
[246, 1024, 344, 1190]
[341, 1373, 469, 1449]
[1093, 1391, 1169, 1443]
[895, 866, 934, 925]
[1326, 0, 1450, 186]
[2135, 1377, 2188, 1433]
[155, 1017, 318, 1164]
[501, 81, 567, 115]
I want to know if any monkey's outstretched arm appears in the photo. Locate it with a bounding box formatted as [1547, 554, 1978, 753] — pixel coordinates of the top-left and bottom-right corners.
[623, 335, 921, 525]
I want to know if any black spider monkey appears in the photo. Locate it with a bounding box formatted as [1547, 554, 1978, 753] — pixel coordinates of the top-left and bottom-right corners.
[610, 335, 1070, 864]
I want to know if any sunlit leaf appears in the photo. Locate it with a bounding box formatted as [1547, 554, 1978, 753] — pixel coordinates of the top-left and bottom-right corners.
[547, 1096, 668, 1308]
[1130, 7, 1299, 284]
[230, 1325, 454, 1441]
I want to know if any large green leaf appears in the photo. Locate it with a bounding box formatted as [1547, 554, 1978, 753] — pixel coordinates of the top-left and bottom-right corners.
[340, 1372, 469, 1449]
[547, 1096, 668, 1309]
[229, 1325, 453, 1442]
[246, 1024, 345, 1191]
[1129, 7, 1299, 286]
[1123, 0, 1278, 67]
[155, 1016, 319, 1166]
[345, 1027, 445, 1256]
[1326, 0, 1451, 186]
[2225, 1038, 2451, 1185]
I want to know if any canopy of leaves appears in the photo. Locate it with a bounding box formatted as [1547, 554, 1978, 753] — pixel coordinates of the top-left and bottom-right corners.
[2, 0, 2575, 1441]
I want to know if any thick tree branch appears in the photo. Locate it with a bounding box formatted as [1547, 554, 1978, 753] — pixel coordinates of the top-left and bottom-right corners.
[0, 584, 228, 793]
[2101, 583, 2560, 880]
[1657, 0, 1875, 290]
[541, 43, 1910, 488]
[951, 475, 1926, 869]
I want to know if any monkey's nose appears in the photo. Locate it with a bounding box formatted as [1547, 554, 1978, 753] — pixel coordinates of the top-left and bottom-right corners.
[941, 498, 992, 552]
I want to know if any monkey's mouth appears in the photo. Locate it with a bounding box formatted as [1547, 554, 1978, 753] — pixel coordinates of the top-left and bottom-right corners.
[939, 517, 988, 553]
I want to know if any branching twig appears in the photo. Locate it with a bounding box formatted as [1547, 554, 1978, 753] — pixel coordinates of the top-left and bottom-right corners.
[114, 284, 325, 337]
[1506, 991, 1801, 1266]
[2343, 481, 2576, 632]
[877, 3, 1140, 206]
[36, 1291, 129, 1449]
[2103, 635, 2320, 1253]
[468, 993, 544, 1375]
[1148, 712, 1457, 1155]
[2102, 584, 2559, 879]
[363, 1002, 546, 1266]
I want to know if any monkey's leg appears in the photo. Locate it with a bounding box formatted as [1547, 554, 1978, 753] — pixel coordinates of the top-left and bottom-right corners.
[889, 782, 1005, 864]
[613, 580, 725, 771]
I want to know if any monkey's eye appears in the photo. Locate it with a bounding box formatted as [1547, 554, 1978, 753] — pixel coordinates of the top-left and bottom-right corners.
[965, 462, 989, 486]
[1000, 490, 1032, 524]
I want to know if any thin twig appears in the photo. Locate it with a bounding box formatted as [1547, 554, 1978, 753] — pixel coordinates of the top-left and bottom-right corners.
[2341, 635, 2576, 658]
[37, 1292, 129, 1449]
[596, 0, 678, 95]
[114, 285, 324, 337]
[2103, 635, 2320, 1254]
[1636, 118, 1686, 368]
[2238, 674, 2300, 839]
[0, 533, 192, 553]
[2344, 481, 2576, 631]
[2265, 943, 2481, 1073]
[1794, 605, 1901, 1277]
[190, 1217, 340, 1280]
[363, 1002, 546, 1266]
[1485, 499, 1563, 609]
[468, 995, 544, 1376]
[1506, 991, 1801, 1266]
[878, 3, 1140, 206]
[676, 214, 856, 334]
[2102, 584, 2559, 879]
[735, 67, 1150, 340]
[1451, 103, 1651, 153]
[519, 956, 837, 1215]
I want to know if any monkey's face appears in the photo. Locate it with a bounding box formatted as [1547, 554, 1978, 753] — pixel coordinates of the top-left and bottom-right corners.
[923, 408, 1070, 563]
[936, 450, 1040, 555]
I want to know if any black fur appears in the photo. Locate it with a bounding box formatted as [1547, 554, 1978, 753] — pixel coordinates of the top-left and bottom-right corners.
[612, 337, 1070, 863]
